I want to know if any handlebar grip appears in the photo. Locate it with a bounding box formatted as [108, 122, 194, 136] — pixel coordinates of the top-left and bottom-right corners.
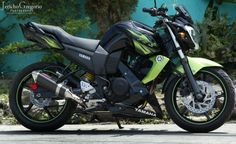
[143, 8, 152, 13]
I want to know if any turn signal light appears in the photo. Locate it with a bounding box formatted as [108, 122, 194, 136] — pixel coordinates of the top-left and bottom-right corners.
[178, 32, 186, 39]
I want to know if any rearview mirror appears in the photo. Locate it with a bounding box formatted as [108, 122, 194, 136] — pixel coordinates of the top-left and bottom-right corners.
[154, 0, 157, 8]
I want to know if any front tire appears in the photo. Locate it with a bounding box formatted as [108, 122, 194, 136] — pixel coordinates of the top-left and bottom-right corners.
[9, 62, 77, 131]
[165, 68, 235, 132]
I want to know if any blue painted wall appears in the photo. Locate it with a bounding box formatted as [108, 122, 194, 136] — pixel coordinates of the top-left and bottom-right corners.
[0, 12, 33, 46]
[1, 0, 236, 76]
[2, 0, 236, 45]
[132, 0, 236, 27]
[0, 52, 47, 77]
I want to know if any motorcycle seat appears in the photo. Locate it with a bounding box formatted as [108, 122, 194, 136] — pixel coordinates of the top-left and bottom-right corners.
[31, 22, 99, 51]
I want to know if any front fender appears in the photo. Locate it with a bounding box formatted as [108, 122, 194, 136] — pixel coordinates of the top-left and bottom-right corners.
[176, 57, 223, 75]
[163, 57, 223, 93]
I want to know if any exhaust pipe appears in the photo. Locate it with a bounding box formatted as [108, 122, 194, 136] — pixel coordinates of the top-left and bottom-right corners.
[31, 71, 84, 105]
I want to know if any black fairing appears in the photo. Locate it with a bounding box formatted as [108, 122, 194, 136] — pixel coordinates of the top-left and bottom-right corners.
[62, 43, 108, 75]
[59, 21, 159, 75]
[100, 20, 156, 52]
[100, 20, 158, 73]
[175, 5, 193, 25]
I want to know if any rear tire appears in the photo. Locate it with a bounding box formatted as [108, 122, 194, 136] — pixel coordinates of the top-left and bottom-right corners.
[165, 68, 235, 132]
[9, 62, 77, 131]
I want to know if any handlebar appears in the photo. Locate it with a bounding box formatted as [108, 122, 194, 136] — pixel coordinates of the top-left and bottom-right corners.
[142, 8, 158, 16]
[143, 8, 154, 13]
[143, 7, 171, 20]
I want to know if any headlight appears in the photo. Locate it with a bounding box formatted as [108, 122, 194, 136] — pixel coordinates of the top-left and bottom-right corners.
[184, 25, 200, 50]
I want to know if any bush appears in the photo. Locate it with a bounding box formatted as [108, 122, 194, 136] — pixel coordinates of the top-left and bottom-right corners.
[194, 0, 236, 67]
[0, 80, 18, 124]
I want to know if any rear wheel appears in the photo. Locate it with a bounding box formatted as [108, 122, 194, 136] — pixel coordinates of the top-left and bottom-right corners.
[9, 62, 77, 131]
[165, 68, 235, 132]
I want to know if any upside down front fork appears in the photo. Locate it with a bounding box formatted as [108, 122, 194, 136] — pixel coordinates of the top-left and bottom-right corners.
[179, 54, 203, 100]
[166, 23, 202, 100]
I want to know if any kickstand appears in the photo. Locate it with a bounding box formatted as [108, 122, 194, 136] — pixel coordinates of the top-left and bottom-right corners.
[115, 118, 124, 129]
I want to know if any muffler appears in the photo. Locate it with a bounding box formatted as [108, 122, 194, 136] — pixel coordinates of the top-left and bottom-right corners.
[31, 71, 84, 105]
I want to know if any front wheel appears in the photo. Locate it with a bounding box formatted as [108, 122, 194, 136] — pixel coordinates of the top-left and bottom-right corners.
[165, 68, 235, 132]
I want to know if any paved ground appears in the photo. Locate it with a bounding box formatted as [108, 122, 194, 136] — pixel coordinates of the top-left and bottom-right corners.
[0, 123, 236, 144]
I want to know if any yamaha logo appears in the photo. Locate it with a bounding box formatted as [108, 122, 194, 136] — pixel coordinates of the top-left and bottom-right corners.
[79, 53, 91, 60]
[156, 55, 164, 62]
[135, 108, 156, 117]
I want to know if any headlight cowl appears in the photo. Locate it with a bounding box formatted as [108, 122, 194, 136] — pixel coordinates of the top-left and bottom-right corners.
[184, 25, 200, 50]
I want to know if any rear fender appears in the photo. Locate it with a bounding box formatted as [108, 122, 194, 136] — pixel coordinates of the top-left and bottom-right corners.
[20, 23, 63, 50]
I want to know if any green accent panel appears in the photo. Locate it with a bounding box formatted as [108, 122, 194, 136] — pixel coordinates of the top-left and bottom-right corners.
[128, 29, 141, 38]
[127, 29, 157, 54]
[128, 29, 151, 44]
[41, 36, 60, 49]
[176, 57, 223, 74]
[128, 29, 150, 44]
[133, 40, 152, 55]
[142, 55, 169, 84]
[139, 33, 151, 43]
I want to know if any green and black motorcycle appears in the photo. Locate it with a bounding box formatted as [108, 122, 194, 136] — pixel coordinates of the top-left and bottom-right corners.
[9, 1, 235, 132]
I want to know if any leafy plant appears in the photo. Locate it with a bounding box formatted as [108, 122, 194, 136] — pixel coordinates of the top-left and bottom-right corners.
[0, 0, 92, 65]
[62, 18, 91, 35]
[41, 52, 64, 64]
[0, 0, 91, 35]
[194, 0, 236, 66]
[85, 0, 138, 38]
[0, 80, 17, 124]
[0, 41, 34, 54]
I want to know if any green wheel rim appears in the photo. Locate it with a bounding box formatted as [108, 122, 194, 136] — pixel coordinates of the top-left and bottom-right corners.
[16, 70, 68, 123]
[171, 70, 228, 125]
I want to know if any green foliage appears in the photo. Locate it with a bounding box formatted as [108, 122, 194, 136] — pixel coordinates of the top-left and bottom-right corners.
[194, 1, 236, 65]
[0, 93, 18, 125]
[0, 80, 9, 94]
[0, 80, 17, 125]
[41, 52, 64, 64]
[0, 41, 34, 54]
[0, 41, 34, 70]
[5, 0, 91, 35]
[0, 0, 92, 65]
[62, 17, 91, 35]
[85, 0, 138, 38]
